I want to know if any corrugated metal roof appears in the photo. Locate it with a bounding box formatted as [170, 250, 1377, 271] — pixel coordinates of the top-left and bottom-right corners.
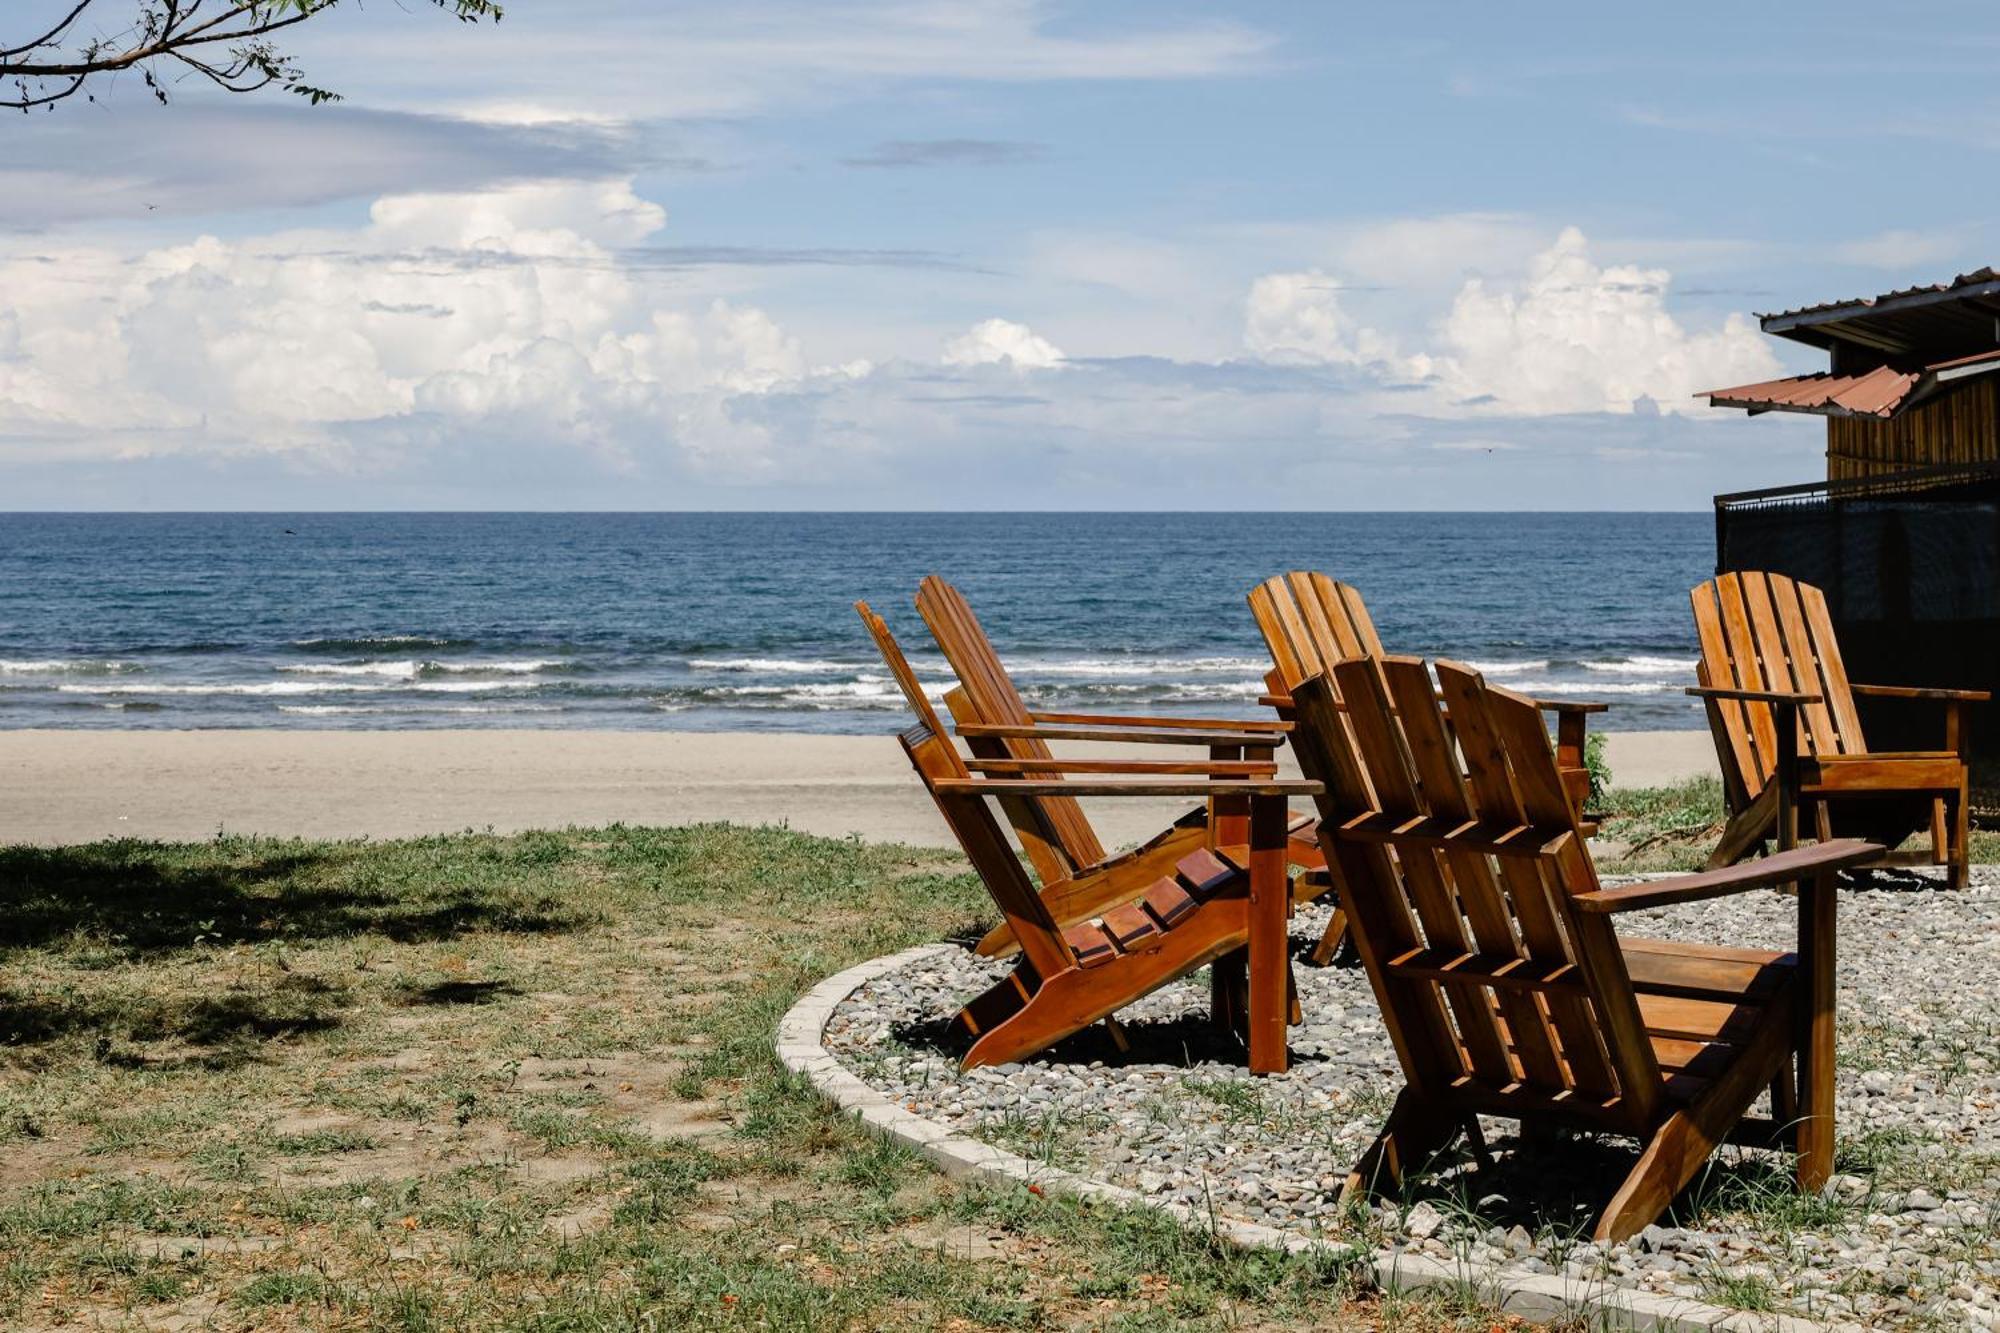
[1760, 267, 2000, 356]
[1701, 347, 2000, 418]
[1761, 268, 2000, 324]
[1701, 365, 1919, 418]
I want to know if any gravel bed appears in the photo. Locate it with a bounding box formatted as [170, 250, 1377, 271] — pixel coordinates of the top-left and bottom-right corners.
[824, 869, 2000, 1329]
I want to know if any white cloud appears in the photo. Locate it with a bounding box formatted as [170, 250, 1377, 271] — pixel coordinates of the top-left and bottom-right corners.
[1430, 228, 1779, 414]
[941, 318, 1066, 370]
[304, 1, 1274, 120]
[1238, 227, 1778, 417]
[0, 179, 838, 476]
[1243, 270, 1428, 378]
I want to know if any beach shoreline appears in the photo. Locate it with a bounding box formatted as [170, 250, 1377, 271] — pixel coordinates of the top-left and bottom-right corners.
[0, 728, 1718, 848]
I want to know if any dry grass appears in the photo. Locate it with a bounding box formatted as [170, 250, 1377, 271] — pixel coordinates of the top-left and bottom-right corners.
[0, 825, 1528, 1331]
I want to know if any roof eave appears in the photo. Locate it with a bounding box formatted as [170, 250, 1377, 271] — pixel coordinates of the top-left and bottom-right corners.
[1761, 276, 2000, 344]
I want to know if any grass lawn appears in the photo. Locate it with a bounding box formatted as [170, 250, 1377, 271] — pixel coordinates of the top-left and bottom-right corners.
[0, 825, 1535, 1332]
[1591, 776, 2000, 874]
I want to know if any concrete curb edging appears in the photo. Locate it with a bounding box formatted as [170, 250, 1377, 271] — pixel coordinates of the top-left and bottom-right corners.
[778, 944, 1846, 1333]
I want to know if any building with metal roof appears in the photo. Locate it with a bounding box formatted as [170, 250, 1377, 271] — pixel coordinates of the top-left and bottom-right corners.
[1703, 267, 2000, 795]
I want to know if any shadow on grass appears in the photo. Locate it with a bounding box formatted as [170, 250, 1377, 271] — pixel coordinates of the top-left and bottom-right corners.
[0, 841, 581, 956]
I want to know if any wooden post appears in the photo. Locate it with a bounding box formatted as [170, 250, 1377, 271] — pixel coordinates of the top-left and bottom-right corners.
[1795, 866, 1837, 1192]
[1774, 703, 1800, 856]
[1209, 743, 1249, 849]
[1246, 793, 1289, 1075]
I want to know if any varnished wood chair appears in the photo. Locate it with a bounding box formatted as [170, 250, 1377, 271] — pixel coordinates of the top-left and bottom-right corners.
[1247, 571, 1605, 962]
[1690, 571, 1987, 888]
[858, 601, 1318, 1071]
[912, 575, 1324, 960]
[1286, 654, 1878, 1242]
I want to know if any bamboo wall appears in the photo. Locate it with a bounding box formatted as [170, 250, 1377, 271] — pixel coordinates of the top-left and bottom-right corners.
[1827, 378, 2000, 480]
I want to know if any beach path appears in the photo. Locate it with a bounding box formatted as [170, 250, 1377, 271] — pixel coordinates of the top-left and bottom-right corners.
[0, 729, 1715, 847]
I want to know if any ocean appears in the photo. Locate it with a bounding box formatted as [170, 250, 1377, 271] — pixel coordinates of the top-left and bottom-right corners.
[0, 512, 1713, 733]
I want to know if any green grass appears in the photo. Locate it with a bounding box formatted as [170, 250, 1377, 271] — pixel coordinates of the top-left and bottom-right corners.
[0, 824, 1525, 1331]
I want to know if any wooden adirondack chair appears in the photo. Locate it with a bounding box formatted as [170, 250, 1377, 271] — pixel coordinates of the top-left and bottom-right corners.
[1284, 654, 1879, 1242]
[1247, 571, 1605, 963]
[1690, 571, 1988, 889]
[857, 601, 1319, 1072]
[912, 575, 1324, 961]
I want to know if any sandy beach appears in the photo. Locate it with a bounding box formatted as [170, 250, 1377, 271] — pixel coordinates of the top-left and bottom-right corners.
[0, 728, 1718, 847]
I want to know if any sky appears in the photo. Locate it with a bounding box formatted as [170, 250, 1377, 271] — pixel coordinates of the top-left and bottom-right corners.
[2, 1, 1996, 510]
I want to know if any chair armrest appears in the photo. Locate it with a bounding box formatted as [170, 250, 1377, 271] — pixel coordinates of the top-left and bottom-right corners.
[1572, 838, 1880, 914]
[1534, 699, 1608, 715]
[932, 777, 1322, 798]
[956, 722, 1283, 748]
[1258, 692, 1291, 710]
[1026, 710, 1293, 732]
[1685, 685, 1821, 706]
[964, 757, 1278, 776]
[1850, 683, 1992, 703]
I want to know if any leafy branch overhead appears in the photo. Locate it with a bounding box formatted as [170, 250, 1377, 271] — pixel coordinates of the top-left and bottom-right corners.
[1, 0, 500, 111]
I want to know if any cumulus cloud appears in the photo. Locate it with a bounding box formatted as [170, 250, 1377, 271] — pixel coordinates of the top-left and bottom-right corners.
[1243, 270, 1429, 378]
[941, 318, 1066, 370]
[0, 179, 849, 477]
[1430, 228, 1779, 414]
[1241, 227, 1779, 417]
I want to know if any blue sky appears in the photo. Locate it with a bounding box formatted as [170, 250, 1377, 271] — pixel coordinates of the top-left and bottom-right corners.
[3, 1, 1995, 509]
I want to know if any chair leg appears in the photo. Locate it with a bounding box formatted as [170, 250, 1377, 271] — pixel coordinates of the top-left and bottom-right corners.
[1707, 785, 1777, 869]
[1595, 999, 1796, 1242]
[1769, 1054, 1799, 1149]
[1211, 947, 1249, 1036]
[1309, 908, 1349, 966]
[1341, 1088, 1463, 1203]
[953, 965, 1035, 1042]
[1951, 779, 1970, 891]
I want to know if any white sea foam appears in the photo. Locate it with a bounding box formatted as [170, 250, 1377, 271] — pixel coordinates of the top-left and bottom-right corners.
[1462, 659, 1550, 676]
[407, 680, 538, 694]
[1012, 656, 1269, 677]
[280, 660, 422, 679]
[280, 658, 565, 679]
[432, 658, 566, 675]
[1582, 656, 1694, 674]
[689, 657, 859, 674]
[1514, 679, 1679, 696]
[0, 658, 137, 675]
[59, 681, 376, 697]
[278, 702, 561, 715]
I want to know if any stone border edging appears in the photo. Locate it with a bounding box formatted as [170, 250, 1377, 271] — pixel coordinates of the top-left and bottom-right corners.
[777, 944, 1846, 1333]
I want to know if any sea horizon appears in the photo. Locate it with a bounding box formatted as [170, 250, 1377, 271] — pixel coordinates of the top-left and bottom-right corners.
[1, 511, 1717, 734]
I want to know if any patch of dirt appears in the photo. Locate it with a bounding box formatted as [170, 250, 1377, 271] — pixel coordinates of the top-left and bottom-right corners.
[629, 1100, 733, 1142]
[129, 1234, 286, 1261]
[894, 1219, 1017, 1262]
[514, 1154, 606, 1185]
[543, 1198, 617, 1239]
[270, 1110, 366, 1137]
[273, 1120, 516, 1185]
[0, 1136, 71, 1188]
[684, 1176, 816, 1231]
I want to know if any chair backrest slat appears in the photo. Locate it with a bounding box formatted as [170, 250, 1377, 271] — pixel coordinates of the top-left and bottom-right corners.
[1692, 572, 1865, 803]
[1249, 572, 1389, 691]
[915, 576, 1107, 873]
[856, 602, 1074, 979]
[1294, 657, 1661, 1128]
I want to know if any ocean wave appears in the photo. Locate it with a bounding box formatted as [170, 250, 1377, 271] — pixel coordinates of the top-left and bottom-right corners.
[1514, 679, 1682, 696]
[59, 681, 376, 697]
[278, 703, 563, 716]
[290, 634, 477, 652]
[1461, 659, 1549, 676]
[0, 658, 141, 675]
[689, 656, 859, 674]
[1010, 656, 1269, 678]
[279, 658, 569, 680]
[1582, 655, 1694, 675]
